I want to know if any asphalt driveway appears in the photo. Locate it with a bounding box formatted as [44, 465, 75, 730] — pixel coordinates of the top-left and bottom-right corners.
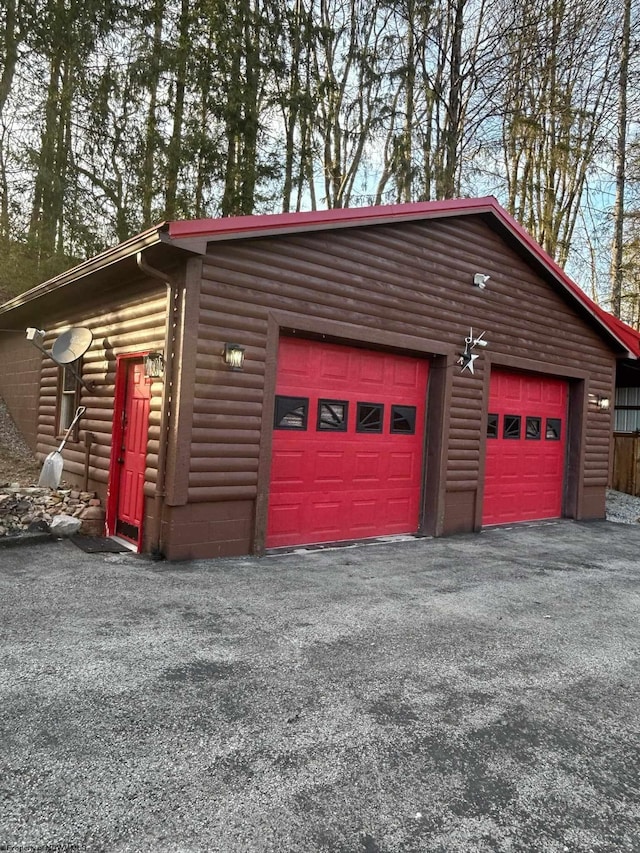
[1, 521, 639, 852]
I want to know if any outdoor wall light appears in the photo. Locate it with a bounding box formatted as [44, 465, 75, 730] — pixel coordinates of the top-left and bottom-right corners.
[589, 394, 611, 411]
[223, 343, 245, 370]
[144, 351, 165, 379]
[473, 273, 491, 289]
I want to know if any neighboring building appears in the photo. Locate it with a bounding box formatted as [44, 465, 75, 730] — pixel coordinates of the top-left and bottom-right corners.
[0, 198, 635, 559]
[601, 315, 640, 496]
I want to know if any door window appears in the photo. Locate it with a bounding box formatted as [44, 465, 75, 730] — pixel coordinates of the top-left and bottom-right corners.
[274, 396, 308, 430]
[503, 415, 521, 439]
[317, 400, 348, 431]
[546, 418, 562, 440]
[390, 405, 417, 434]
[356, 402, 384, 433]
[526, 417, 541, 440]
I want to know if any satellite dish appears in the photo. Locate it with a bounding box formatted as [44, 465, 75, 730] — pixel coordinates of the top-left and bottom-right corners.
[51, 327, 93, 364]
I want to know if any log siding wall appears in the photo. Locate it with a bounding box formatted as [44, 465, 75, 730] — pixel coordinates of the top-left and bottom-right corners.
[192, 215, 614, 552]
[36, 282, 167, 503]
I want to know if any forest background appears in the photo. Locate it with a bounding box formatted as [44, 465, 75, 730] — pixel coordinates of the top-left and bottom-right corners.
[0, 0, 638, 322]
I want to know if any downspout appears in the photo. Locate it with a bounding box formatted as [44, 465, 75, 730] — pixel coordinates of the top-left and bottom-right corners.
[136, 251, 178, 557]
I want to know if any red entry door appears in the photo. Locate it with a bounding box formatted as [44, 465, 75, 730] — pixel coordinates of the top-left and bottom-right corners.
[116, 359, 151, 544]
[483, 369, 567, 526]
[267, 338, 428, 548]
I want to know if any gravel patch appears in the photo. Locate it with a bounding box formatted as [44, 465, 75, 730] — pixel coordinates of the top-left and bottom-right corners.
[606, 489, 640, 525]
[0, 398, 40, 487]
[0, 397, 35, 462]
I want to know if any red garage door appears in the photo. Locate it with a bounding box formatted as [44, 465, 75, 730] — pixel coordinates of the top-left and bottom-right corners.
[267, 338, 428, 548]
[483, 369, 568, 526]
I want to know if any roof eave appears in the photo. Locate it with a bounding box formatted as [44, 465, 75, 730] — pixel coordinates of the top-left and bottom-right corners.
[0, 224, 168, 317]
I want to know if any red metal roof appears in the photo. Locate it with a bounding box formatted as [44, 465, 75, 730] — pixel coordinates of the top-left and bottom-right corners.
[594, 310, 640, 358]
[167, 197, 498, 240]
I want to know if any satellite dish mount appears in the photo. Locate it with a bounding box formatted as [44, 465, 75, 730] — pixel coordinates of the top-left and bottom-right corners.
[26, 326, 96, 392]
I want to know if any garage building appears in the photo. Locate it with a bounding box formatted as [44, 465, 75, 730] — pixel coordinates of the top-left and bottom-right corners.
[0, 197, 632, 558]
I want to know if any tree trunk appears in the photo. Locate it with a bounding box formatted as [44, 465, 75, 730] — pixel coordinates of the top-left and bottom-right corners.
[440, 0, 465, 199]
[28, 46, 63, 256]
[141, 0, 165, 226]
[165, 0, 190, 220]
[610, 0, 631, 318]
[240, 0, 259, 214]
[0, 0, 18, 237]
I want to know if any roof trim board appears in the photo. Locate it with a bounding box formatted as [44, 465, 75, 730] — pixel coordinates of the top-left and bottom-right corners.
[166, 197, 496, 241]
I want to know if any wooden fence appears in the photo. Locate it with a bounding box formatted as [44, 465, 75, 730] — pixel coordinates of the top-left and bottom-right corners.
[612, 433, 640, 496]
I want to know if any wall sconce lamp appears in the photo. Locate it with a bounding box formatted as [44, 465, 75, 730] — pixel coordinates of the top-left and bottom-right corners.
[144, 351, 165, 378]
[474, 273, 491, 289]
[223, 343, 246, 371]
[589, 394, 611, 411]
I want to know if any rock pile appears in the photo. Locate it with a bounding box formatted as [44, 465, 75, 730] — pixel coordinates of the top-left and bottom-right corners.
[0, 486, 105, 538]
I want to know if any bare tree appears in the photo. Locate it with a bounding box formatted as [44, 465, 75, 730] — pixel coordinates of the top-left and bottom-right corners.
[498, 0, 617, 265]
[0, 0, 19, 238]
[0, 0, 636, 302]
[610, 0, 632, 318]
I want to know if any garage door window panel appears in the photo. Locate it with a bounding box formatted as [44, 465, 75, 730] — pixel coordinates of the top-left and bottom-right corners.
[526, 417, 541, 440]
[487, 413, 499, 438]
[391, 405, 417, 434]
[317, 399, 348, 432]
[274, 396, 308, 430]
[546, 418, 562, 440]
[503, 415, 521, 439]
[356, 402, 384, 433]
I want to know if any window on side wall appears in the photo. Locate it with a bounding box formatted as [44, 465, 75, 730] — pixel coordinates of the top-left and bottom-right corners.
[614, 388, 640, 432]
[57, 360, 82, 438]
